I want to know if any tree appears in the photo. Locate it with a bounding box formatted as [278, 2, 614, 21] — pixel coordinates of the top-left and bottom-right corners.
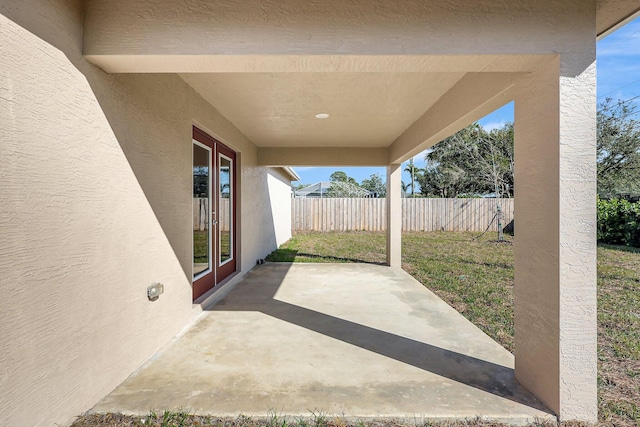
[326, 181, 370, 198]
[193, 166, 209, 197]
[401, 181, 409, 195]
[330, 170, 358, 186]
[413, 98, 640, 199]
[417, 124, 487, 197]
[361, 173, 386, 197]
[417, 123, 514, 198]
[474, 123, 514, 198]
[597, 98, 640, 198]
[404, 158, 423, 197]
[330, 171, 348, 182]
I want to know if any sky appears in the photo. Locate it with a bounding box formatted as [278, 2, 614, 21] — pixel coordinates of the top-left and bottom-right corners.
[293, 16, 640, 186]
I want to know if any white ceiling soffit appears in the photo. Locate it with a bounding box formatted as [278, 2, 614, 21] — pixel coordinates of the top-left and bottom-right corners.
[181, 72, 466, 148]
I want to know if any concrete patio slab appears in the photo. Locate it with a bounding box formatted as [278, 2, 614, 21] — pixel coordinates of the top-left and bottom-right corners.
[91, 263, 554, 423]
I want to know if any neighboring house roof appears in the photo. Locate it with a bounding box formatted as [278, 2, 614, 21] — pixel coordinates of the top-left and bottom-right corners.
[294, 182, 332, 198]
[294, 182, 381, 198]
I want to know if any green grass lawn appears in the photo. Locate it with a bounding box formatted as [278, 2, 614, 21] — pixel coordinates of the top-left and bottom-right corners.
[194, 230, 232, 264]
[267, 231, 640, 427]
[193, 230, 209, 263]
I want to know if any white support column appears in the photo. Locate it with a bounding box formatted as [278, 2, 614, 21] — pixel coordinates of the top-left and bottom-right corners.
[386, 164, 402, 267]
[513, 55, 597, 421]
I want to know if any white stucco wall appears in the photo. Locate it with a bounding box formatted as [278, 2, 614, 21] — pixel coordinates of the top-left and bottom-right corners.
[267, 169, 294, 247]
[0, 2, 287, 426]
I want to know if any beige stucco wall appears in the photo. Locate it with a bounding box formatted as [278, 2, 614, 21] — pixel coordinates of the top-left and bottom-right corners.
[267, 170, 294, 247]
[0, 2, 288, 426]
[513, 53, 597, 420]
[84, 0, 597, 58]
[385, 165, 402, 267]
[1, 0, 604, 423]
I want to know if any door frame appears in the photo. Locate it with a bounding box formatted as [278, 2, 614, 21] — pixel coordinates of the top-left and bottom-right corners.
[215, 144, 237, 282]
[192, 127, 238, 301]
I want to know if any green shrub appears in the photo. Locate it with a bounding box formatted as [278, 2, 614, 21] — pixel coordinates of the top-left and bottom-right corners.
[597, 198, 640, 247]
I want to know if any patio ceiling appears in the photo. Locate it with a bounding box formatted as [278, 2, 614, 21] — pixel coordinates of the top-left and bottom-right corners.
[178, 67, 529, 164]
[84, 0, 640, 165]
[180, 72, 466, 148]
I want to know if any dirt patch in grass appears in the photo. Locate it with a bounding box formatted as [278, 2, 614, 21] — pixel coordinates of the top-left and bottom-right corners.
[266, 231, 640, 427]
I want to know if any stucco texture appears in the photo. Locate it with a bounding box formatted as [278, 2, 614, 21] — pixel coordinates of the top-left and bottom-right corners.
[0, 0, 609, 424]
[513, 56, 597, 421]
[0, 2, 288, 426]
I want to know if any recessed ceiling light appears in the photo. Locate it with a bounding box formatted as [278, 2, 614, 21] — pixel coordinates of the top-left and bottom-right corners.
[315, 113, 330, 119]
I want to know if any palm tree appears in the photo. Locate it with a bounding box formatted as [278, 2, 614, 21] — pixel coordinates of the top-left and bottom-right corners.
[401, 181, 409, 197]
[404, 158, 422, 197]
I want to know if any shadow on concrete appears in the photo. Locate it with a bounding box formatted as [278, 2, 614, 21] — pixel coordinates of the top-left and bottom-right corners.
[267, 248, 386, 265]
[295, 253, 387, 265]
[209, 263, 550, 413]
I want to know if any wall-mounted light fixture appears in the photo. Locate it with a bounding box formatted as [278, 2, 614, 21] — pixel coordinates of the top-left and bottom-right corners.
[147, 283, 164, 301]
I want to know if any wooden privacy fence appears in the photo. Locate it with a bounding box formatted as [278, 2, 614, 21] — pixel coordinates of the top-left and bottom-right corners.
[193, 198, 230, 231]
[292, 198, 514, 232]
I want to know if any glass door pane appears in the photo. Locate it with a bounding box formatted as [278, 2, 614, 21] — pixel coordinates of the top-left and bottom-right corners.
[219, 154, 232, 265]
[193, 142, 211, 277]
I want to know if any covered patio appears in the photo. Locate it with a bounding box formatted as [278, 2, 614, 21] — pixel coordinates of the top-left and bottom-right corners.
[5, 1, 640, 425]
[92, 263, 553, 423]
[81, 1, 611, 418]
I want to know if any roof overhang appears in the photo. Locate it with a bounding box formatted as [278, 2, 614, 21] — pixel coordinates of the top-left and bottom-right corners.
[82, 0, 639, 167]
[597, 0, 640, 39]
[280, 167, 301, 182]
